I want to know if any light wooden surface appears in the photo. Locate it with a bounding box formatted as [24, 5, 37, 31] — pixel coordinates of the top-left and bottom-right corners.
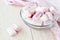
[0, 0, 59, 40]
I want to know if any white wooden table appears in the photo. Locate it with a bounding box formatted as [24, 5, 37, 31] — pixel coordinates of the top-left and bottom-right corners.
[0, 0, 60, 40]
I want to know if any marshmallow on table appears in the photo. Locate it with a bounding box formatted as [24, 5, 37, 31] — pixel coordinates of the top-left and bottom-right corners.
[5, 0, 38, 8]
[7, 26, 17, 36]
[5, 0, 30, 7]
[7, 24, 21, 36]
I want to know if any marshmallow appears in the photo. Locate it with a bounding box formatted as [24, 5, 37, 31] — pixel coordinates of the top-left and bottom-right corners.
[7, 24, 21, 36]
[5, 0, 29, 7]
[46, 12, 53, 21]
[40, 14, 48, 22]
[36, 7, 46, 12]
[49, 6, 55, 12]
[7, 26, 17, 36]
[22, 9, 31, 19]
[7, 0, 14, 4]
[40, 14, 49, 25]
[32, 12, 42, 25]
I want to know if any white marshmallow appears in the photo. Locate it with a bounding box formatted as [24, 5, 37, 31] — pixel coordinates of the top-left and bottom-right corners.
[15, 0, 28, 5]
[6, 0, 15, 4]
[22, 10, 31, 19]
[7, 24, 21, 36]
[46, 12, 53, 21]
[32, 13, 42, 25]
[7, 27, 17, 36]
[40, 14, 48, 22]
[36, 7, 46, 12]
[50, 6, 55, 12]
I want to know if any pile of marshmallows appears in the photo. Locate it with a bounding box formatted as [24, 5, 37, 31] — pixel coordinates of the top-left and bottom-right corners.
[22, 6, 56, 26]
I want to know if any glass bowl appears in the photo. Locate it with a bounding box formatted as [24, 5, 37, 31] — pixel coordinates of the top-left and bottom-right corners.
[20, 10, 55, 29]
[20, 0, 57, 29]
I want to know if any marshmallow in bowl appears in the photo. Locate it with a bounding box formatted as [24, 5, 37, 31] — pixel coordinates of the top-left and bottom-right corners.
[46, 12, 54, 21]
[35, 7, 47, 12]
[40, 14, 48, 25]
[49, 6, 55, 12]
